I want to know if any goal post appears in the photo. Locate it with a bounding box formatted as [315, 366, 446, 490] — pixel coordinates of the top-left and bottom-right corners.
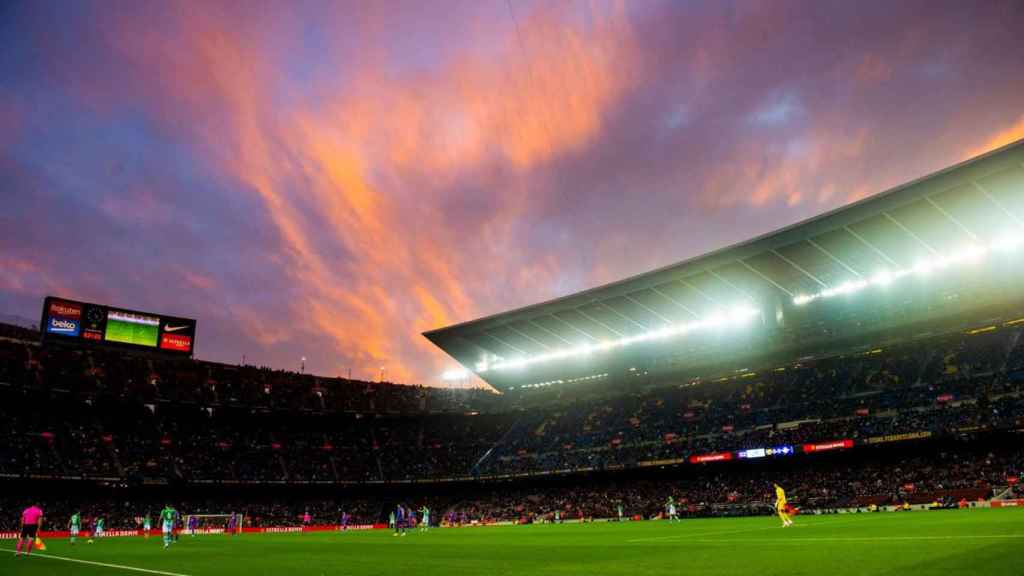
[182, 513, 244, 535]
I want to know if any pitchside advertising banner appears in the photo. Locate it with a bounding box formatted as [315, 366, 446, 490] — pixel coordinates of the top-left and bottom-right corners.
[41, 296, 196, 356]
[0, 525, 383, 540]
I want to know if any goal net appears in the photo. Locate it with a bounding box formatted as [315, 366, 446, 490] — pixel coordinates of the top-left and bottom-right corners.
[182, 514, 244, 535]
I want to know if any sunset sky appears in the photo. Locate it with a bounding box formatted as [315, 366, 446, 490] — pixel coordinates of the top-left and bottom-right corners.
[2, 0, 1023, 385]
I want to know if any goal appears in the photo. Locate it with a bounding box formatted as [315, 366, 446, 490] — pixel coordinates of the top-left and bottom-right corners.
[182, 514, 244, 535]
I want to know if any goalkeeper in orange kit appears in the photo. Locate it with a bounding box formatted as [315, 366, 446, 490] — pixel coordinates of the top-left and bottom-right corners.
[774, 483, 793, 527]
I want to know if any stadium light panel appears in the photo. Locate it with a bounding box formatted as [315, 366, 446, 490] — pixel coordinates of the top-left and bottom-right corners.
[870, 270, 894, 286]
[911, 260, 934, 276]
[474, 303, 760, 374]
[992, 232, 1022, 253]
[792, 236, 1015, 307]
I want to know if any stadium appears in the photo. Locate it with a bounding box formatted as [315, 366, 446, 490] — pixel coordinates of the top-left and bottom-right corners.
[4, 2, 1024, 575]
[3, 140, 1024, 574]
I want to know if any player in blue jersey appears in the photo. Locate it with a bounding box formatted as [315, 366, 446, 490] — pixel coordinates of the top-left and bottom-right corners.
[393, 504, 407, 536]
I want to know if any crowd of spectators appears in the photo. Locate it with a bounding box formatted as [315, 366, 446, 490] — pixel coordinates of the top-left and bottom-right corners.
[2, 440, 1018, 532]
[480, 329, 1024, 474]
[2, 324, 1024, 484]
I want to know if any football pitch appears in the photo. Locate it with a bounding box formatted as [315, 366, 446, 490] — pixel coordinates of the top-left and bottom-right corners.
[103, 316, 158, 347]
[4, 509, 1023, 576]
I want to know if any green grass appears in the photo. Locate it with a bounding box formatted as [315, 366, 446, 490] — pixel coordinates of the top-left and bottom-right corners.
[104, 318, 158, 347]
[4, 509, 1024, 575]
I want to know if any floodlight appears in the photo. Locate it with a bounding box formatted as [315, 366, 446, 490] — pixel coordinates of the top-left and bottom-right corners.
[911, 260, 934, 275]
[871, 271, 893, 286]
[991, 233, 1021, 253]
[793, 294, 814, 306]
[952, 245, 986, 264]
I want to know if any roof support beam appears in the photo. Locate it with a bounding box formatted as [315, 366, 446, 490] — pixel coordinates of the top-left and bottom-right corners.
[881, 212, 937, 255]
[806, 238, 863, 278]
[481, 331, 529, 357]
[624, 294, 673, 325]
[706, 269, 758, 302]
[678, 279, 719, 305]
[505, 324, 553, 351]
[575, 307, 625, 338]
[599, 301, 648, 331]
[650, 286, 700, 319]
[548, 313, 599, 343]
[843, 226, 899, 267]
[527, 319, 575, 346]
[972, 180, 1024, 227]
[770, 249, 827, 288]
[922, 196, 980, 243]
[738, 259, 795, 298]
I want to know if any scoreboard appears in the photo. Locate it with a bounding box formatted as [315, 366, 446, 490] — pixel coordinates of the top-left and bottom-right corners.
[40, 296, 196, 356]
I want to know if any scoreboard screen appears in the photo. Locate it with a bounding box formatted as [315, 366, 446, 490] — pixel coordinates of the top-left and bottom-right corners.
[41, 296, 196, 356]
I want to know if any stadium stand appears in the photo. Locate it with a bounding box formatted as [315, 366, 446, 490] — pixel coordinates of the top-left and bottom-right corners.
[1, 318, 1022, 530]
[3, 325, 1023, 483]
[3, 141, 1023, 535]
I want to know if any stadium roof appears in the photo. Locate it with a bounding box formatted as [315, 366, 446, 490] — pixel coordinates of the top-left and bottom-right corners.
[425, 139, 1024, 391]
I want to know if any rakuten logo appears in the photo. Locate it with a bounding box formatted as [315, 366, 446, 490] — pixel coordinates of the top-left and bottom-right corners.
[49, 301, 82, 318]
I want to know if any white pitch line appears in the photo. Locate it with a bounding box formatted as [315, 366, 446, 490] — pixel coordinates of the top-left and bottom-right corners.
[688, 534, 1024, 544]
[627, 516, 876, 543]
[1, 548, 192, 576]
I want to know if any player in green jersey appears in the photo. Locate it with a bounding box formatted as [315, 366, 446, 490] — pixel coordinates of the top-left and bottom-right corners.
[419, 506, 430, 532]
[160, 505, 177, 549]
[69, 512, 81, 545]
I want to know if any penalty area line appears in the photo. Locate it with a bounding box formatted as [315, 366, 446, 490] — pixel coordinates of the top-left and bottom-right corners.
[1, 548, 192, 576]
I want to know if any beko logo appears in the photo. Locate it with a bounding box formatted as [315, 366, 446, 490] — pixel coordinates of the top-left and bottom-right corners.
[48, 318, 79, 333]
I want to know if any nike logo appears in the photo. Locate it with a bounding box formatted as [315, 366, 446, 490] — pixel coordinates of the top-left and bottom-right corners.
[164, 324, 191, 332]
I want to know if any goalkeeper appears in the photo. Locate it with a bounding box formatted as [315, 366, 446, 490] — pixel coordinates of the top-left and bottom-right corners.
[774, 483, 793, 527]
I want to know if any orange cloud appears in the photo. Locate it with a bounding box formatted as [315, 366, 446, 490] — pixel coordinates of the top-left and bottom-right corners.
[700, 125, 870, 208]
[0, 257, 68, 297]
[99, 2, 639, 384]
[964, 115, 1024, 160]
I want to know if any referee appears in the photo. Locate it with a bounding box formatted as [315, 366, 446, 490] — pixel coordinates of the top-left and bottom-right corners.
[16, 503, 44, 557]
